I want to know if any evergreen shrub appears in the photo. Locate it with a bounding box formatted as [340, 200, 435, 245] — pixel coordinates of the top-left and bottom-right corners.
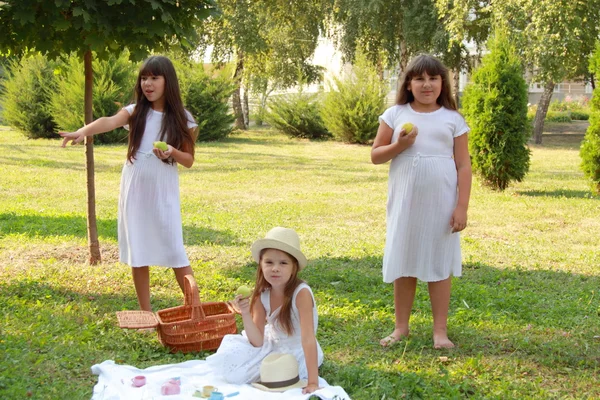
[265, 92, 329, 139]
[1, 54, 57, 138]
[580, 42, 600, 193]
[321, 53, 386, 144]
[179, 64, 236, 141]
[462, 33, 531, 190]
[50, 51, 135, 144]
[570, 111, 590, 121]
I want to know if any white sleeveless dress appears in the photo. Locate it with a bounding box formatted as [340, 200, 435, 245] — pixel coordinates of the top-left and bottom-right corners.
[205, 283, 324, 384]
[118, 104, 197, 268]
[379, 103, 469, 282]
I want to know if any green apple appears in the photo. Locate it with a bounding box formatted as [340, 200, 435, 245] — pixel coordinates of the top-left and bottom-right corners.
[236, 285, 252, 298]
[153, 141, 168, 151]
[402, 122, 414, 134]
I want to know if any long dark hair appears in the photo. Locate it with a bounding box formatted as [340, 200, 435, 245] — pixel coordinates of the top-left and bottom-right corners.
[250, 249, 304, 336]
[126, 55, 196, 164]
[396, 54, 457, 111]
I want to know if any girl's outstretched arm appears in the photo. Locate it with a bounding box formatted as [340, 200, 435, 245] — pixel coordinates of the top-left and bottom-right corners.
[371, 121, 418, 164]
[296, 288, 320, 394]
[451, 133, 472, 233]
[235, 294, 266, 347]
[59, 109, 130, 147]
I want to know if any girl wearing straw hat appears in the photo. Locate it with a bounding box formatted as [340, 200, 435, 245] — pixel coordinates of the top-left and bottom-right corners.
[205, 227, 323, 394]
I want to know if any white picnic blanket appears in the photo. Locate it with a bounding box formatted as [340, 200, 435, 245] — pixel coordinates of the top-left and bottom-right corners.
[91, 360, 351, 400]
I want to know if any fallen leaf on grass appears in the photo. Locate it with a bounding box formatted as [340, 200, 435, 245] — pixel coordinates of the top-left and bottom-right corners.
[439, 356, 449, 363]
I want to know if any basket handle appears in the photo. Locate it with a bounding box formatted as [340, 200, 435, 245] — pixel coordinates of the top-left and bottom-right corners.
[183, 274, 206, 321]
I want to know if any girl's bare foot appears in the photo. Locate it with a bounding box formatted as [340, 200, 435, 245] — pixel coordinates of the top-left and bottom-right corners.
[380, 328, 409, 347]
[433, 331, 455, 349]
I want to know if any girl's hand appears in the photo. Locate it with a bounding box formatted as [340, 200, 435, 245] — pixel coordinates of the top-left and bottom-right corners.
[302, 382, 320, 394]
[398, 126, 418, 146]
[450, 205, 468, 233]
[234, 294, 251, 316]
[59, 130, 86, 147]
[153, 144, 174, 160]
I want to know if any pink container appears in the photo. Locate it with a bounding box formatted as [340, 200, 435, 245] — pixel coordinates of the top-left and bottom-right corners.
[131, 375, 146, 387]
[161, 379, 181, 395]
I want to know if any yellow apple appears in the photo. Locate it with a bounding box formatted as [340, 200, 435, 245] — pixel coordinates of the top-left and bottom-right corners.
[153, 141, 168, 151]
[402, 122, 414, 134]
[236, 285, 252, 298]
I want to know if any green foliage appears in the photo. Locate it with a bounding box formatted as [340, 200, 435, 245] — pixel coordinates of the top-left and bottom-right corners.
[0, 54, 57, 138]
[462, 32, 531, 190]
[0, 0, 215, 61]
[570, 110, 590, 121]
[321, 53, 386, 144]
[544, 111, 572, 123]
[265, 92, 329, 139]
[580, 73, 600, 193]
[50, 51, 135, 144]
[178, 63, 236, 141]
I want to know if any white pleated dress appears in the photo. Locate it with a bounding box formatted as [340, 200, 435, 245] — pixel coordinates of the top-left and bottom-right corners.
[118, 104, 197, 268]
[379, 103, 469, 283]
[205, 283, 324, 384]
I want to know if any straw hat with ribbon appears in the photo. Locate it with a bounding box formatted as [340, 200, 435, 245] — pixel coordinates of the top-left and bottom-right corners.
[251, 353, 307, 392]
[251, 227, 307, 270]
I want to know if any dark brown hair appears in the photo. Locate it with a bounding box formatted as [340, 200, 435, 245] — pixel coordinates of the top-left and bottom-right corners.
[250, 249, 305, 336]
[396, 54, 457, 111]
[126, 55, 196, 164]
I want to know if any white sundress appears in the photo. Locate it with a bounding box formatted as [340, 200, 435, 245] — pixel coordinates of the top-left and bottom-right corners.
[118, 104, 197, 268]
[379, 103, 469, 283]
[205, 283, 324, 384]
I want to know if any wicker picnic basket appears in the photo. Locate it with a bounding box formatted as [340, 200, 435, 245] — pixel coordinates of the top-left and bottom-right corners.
[116, 275, 237, 353]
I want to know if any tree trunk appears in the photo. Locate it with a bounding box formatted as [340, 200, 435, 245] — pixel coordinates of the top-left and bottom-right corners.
[533, 81, 555, 144]
[453, 67, 461, 108]
[243, 85, 249, 128]
[84, 50, 101, 264]
[396, 40, 408, 82]
[591, 74, 595, 91]
[232, 54, 247, 130]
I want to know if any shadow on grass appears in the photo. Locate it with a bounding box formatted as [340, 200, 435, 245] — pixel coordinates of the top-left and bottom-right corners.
[516, 189, 599, 199]
[222, 255, 600, 398]
[0, 212, 238, 246]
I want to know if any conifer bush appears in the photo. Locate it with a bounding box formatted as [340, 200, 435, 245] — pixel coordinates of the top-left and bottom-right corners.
[1, 54, 57, 139]
[265, 92, 329, 139]
[580, 43, 600, 194]
[321, 53, 386, 144]
[50, 51, 135, 144]
[179, 64, 236, 142]
[462, 33, 531, 190]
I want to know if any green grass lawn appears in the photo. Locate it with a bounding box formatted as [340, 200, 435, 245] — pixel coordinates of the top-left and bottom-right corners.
[0, 125, 599, 399]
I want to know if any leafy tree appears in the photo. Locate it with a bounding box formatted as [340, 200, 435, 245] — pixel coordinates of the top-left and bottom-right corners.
[443, 0, 600, 143]
[0, 0, 214, 264]
[580, 42, 600, 193]
[462, 32, 531, 190]
[329, 0, 443, 77]
[199, 0, 327, 130]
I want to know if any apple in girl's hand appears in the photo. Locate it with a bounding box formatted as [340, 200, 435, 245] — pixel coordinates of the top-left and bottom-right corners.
[236, 285, 252, 298]
[401, 122, 414, 135]
[153, 141, 168, 151]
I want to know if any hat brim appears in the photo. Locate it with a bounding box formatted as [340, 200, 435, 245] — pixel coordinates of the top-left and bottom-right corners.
[251, 239, 307, 270]
[251, 378, 307, 392]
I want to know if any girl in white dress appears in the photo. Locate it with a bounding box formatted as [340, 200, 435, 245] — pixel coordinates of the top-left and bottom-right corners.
[59, 56, 197, 312]
[371, 55, 472, 349]
[206, 227, 323, 395]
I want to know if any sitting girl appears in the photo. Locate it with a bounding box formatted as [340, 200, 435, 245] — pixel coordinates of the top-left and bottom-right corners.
[206, 227, 323, 394]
